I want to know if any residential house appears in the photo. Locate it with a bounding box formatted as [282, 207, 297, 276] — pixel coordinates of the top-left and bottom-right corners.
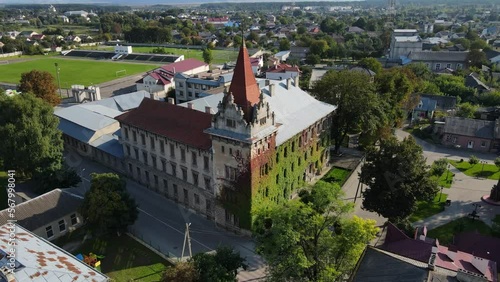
[290, 46, 310, 60]
[64, 10, 89, 17]
[389, 29, 422, 59]
[174, 70, 233, 103]
[58, 15, 69, 23]
[412, 96, 437, 122]
[18, 30, 38, 38]
[0, 189, 84, 241]
[478, 107, 500, 121]
[420, 94, 457, 112]
[0, 223, 109, 281]
[207, 16, 229, 27]
[440, 116, 500, 152]
[346, 26, 365, 34]
[136, 59, 209, 98]
[66, 35, 81, 43]
[486, 50, 500, 66]
[273, 50, 291, 62]
[374, 222, 498, 281]
[465, 73, 490, 93]
[265, 63, 300, 82]
[115, 43, 335, 232]
[1, 31, 20, 39]
[31, 34, 45, 41]
[407, 51, 468, 71]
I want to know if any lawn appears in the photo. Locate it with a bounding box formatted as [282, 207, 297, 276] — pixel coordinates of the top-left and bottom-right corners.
[321, 167, 351, 186]
[68, 232, 171, 281]
[431, 169, 453, 188]
[409, 193, 448, 222]
[449, 160, 500, 180]
[0, 57, 158, 86]
[0, 172, 8, 210]
[127, 46, 239, 64]
[427, 217, 493, 245]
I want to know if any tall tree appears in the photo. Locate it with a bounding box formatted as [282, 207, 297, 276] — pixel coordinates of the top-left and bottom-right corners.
[467, 49, 488, 68]
[19, 70, 60, 106]
[0, 93, 63, 178]
[456, 102, 478, 118]
[360, 137, 439, 222]
[192, 246, 247, 282]
[254, 181, 378, 281]
[162, 262, 198, 282]
[202, 48, 213, 65]
[357, 57, 382, 74]
[80, 173, 138, 235]
[311, 70, 382, 153]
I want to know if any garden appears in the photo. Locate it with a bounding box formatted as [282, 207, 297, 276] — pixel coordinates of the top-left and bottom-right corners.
[449, 156, 500, 180]
[321, 167, 352, 186]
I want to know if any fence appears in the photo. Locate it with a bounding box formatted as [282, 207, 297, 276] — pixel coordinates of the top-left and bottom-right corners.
[127, 226, 179, 265]
[0, 51, 23, 58]
[105, 41, 258, 55]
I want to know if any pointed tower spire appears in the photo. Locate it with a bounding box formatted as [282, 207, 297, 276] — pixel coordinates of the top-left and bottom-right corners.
[227, 31, 260, 123]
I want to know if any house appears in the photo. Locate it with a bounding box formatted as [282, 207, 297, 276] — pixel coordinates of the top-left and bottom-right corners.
[58, 15, 69, 23]
[273, 50, 291, 62]
[420, 94, 457, 111]
[1, 31, 20, 39]
[486, 50, 500, 66]
[0, 223, 109, 281]
[64, 10, 89, 17]
[174, 70, 233, 103]
[465, 73, 490, 93]
[265, 63, 300, 82]
[412, 96, 437, 121]
[136, 59, 209, 98]
[0, 189, 84, 241]
[30, 34, 45, 41]
[115, 43, 335, 232]
[389, 29, 422, 59]
[375, 222, 498, 281]
[290, 46, 310, 60]
[346, 26, 365, 34]
[453, 232, 500, 272]
[66, 35, 81, 43]
[440, 116, 500, 152]
[55, 91, 151, 172]
[18, 30, 38, 38]
[207, 16, 229, 26]
[407, 51, 468, 71]
[250, 56, 264, 76]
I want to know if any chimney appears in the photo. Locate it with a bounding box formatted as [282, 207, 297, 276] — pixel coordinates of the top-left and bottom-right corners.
[167, 97, 175, 104]
[269, 83, 275, 97]
[294, 76, 299, 88]
[286, 78, 292, 89]
[205, 106, 212, 114]
[187, 102, 193, 109]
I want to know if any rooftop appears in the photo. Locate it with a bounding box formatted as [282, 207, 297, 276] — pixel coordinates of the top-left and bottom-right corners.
[0, 223, 108, 281]
[408, 51, 469, 62]
[444, 117, 495, 139]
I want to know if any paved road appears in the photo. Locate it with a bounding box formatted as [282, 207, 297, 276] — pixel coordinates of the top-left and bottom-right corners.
[64, 151, 266, 281]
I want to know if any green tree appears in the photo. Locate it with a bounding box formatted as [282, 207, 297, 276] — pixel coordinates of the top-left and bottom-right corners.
[279, 38, 290, 51]
[456, 102, 478, 118]
[360, 137, 439, 222]
[405, 62, 433, 81]
[19, 70, 61, 106]
[309, 39, 328, 57]
[306, 53, 321, 65]
[80, 173, 138, 235]
[434, 75, 475, 101]
[469, 155, 479, 166]
[192, 246, 247, 282]
[312, 70, 382, 153]
[202, 48, 213, 65]
[467, 49, 488, 68]
[0, 93, 63, 178]
[162, 262, 198, 282]
[495, 157, 500, 171]
[254, 181, 378, 281]
[431, 158, 448, 177]
[357, 57, 382, 74]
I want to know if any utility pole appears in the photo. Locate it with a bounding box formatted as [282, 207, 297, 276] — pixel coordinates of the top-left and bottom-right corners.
[181, 223, 192, 260]
[54, 63, 62, 97]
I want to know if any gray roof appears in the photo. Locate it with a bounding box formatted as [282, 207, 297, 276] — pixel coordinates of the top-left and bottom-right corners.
[0, 224, 108, 282]
[55, 105, 116, 132]
[180, 79, 336, 146]
[309, 69, 329, 88]
[408, 51, 468, 62]
[415, 97, 437, 112]
[90, 132, 124, 158]
[444, 117, 495, 139]
[352, 247, 430, 282]
[420, 94, 457, 110]
[394, 36, 421, 42]
[0, 189, 83, 231]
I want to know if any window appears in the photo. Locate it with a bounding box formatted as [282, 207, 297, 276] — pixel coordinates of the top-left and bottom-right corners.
[181, 148, 186, 162]
[226, 119, 236, 128]
[125, 128, 129, 139]
[134, 148, 139, 159]
[150, 136, 155, 149]
[276, 174, 279, 184]
[160, 141, 165, 154]
[58, 219, 66, 232]
[170, 144, 175, 158]
[194, 194, 200, 205]
[70, 214, 78, 226]
[292, 141, 295, 152]
[435, 63, 441, 70]
[225, 210, 231, 222]
[192, 171, 199, 186]
[457, 63, 463, 70]
[481, 141, 486, 147]
[179, 82, 184, 87]
[173, 184, 178, 196]
[204, 177, 211, 190]
[183, 188, 189, 203]
[154, 175, 159, 186]
[446, 63, 451, 69]
[136, 167, 141, 180]
[181, 167, 187, 181]
[163, 179, 168, 189]
[152, 156, 157, 168]
[143, 152, 148, 165]
[162, 160, 167, 172]
[141, 134, 146, 145]
[126, 145, 131, 156]
[284, 147, 288, 158]
[179, 90, 184, 96]
[188, 92, 193, 97]
[446, 134, 451, 141]
[170, 163, 177, 177]
[46, 226, 54, 238]
[128, 163, 133, 173]
[133, 131, 137, 142]
[192, 152, 197, 166]
[229, 148, 233, 155]
[221, 145, 225, 154]
[225, 165, 237, 180]
[204, 156, 209, 170]
[145, 171, 150, 182]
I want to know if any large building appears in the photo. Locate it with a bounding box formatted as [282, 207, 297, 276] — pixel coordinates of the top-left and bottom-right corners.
[115, 43, 336, 232]
[389, 29, 423, 59]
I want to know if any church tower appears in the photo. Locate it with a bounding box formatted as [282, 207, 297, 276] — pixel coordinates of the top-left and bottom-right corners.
[205, 42, 277, 231]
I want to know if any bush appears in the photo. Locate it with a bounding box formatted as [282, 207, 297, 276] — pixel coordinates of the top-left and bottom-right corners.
[431, 158, 448, 176]
[469, 155, 479, 166]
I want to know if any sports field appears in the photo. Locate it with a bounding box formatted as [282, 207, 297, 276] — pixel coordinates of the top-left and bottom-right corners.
[0, 58, 158, 86]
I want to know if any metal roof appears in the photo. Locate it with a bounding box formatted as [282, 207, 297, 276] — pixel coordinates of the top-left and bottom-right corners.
[408, 51, 468, 62]
[90, 133, 124, 158]
[444, 117, 495, 139]
[55, 106, 116, 132]
[57, 119, 96, 143]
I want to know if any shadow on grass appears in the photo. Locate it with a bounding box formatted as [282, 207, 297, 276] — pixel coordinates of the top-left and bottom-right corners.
[474, 171, 495, 178]
[427, 217, 493, 245]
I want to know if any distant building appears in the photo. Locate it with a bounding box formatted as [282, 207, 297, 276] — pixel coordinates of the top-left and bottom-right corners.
[64, 10, 89, 17]
[290, 46, 310, 60]
[174, 70, 233, 103]
[265, 63, 300, 82]
[273, 50, 291, 62]
[440, 116, 500, 152]
[407, 51, 468, 71]
[389, 29, 422, 59]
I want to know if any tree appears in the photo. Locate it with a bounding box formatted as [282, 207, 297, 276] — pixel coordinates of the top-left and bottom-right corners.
[192, 246, 247, 282]
[469, 155, 479, 166]
[495, 157, 500, 171]
[19, 70, 61, 106]
[202, 48, 213, 65]
[305, 53, 321, 65]
[357, 57, 382, 74]
[162, 262, 198, 282]
[312, 70, 382, 153]
[254, 181, 378, 281]
[431, 158, 448, 177]
[309, 39, 328, 57]
[456, 102, 478, 118]
[0, 93, 63, 178]
[467, 49, 488, 68]
[279, 38, 290, 51]
[360, 137, 439, 222]
[80, 173, 138, 235]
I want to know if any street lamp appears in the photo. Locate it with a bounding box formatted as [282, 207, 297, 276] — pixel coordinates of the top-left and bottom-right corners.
[446, 163, 451, 182]
[438, 186, 444, 202]
[54, 63, 62, 98]
[481, 161, 487, 177]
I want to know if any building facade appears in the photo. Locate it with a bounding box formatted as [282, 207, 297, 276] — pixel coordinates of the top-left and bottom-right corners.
[174, 71, 233, 103]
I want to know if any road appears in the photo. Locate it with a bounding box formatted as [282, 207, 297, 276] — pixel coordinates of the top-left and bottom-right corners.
[65, 151, 266, 281]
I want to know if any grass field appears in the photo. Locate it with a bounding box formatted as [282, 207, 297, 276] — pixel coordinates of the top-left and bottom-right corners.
[431, 169, 454, 188]
[409, 193, 448, 222]
[427, 217, 493, 245]
[0, 58, 158, 86]
[321, 167, 351, 186]
[449, 160, 500, 180]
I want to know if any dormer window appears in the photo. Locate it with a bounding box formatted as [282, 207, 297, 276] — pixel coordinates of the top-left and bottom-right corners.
[226, 119, 236, 128]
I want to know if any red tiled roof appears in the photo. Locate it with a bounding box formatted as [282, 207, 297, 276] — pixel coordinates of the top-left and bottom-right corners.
[160, 58, 208, 74]
[267, 63, 300, 73]
[115, 98, 212, 150]
[228, 43, 261, 122]
[454, 232, 500, 272]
